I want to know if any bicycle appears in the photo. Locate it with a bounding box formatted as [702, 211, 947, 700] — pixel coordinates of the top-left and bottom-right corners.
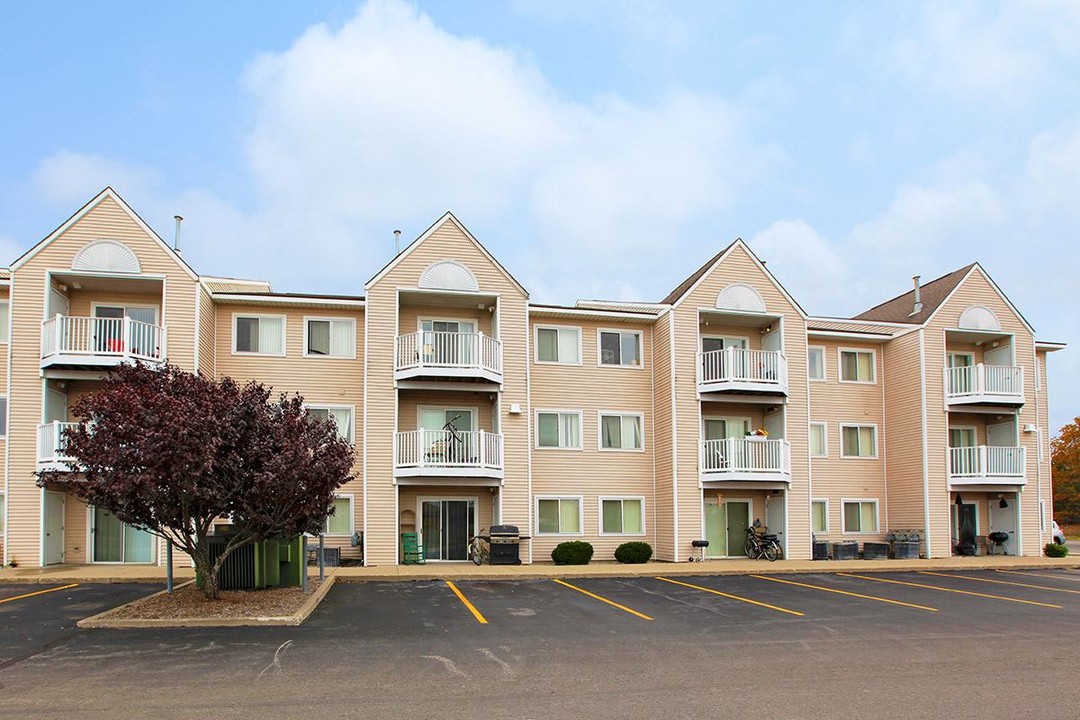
[744, 526, 780, 561]
[469, 528, 490, 565]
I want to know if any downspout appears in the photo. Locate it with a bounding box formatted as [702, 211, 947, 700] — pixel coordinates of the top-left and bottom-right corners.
[918, 329, 932, 557]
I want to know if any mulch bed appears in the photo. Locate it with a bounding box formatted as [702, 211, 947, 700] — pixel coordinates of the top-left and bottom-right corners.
[107, 580, 322, 620]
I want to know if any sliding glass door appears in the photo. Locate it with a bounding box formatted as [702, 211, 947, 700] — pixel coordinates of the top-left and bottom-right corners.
[92, 507, 154, 563]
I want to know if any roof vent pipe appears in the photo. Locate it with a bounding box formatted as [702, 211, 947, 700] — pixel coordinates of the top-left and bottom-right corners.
[912, 275, 923, 314]
[173, 215, 183, 255]
[394, 229, 402, 256]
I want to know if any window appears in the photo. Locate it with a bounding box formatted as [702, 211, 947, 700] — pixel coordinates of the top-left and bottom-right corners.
[535, 325, 581, 364]
[537, 411, 581, 449]
[841, 424, 877, 458]
[810, 423, 827, 457]
[0, 397, 7, 436]
[324, 495, 353, 535]
[308, 406, 354, 443]
[808, 346, 825, 381]
[812, 500, 828, 533]
[599, 413, 643, 451]
[305, 318, 355, 357]
[234, 315, 285, 355]
[842, 500, 879, 533]
[537, 497, 582, 535]
[600, 497, 645, 535]
[839, 349, 875, 383]
[599, 330, 642, 367]
[0, 300, 8, 343]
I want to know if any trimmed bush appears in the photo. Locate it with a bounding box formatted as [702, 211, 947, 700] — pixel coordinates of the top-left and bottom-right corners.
[614, 541, 653, 564]
[1045, 542, 1069, 558]
[551, 541, 594, 565]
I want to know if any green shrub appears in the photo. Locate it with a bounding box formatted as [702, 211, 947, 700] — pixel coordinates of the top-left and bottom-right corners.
[1045, 542, 1069, 558]
[551, 541, 594, 565]
[614, 541, 653, 564]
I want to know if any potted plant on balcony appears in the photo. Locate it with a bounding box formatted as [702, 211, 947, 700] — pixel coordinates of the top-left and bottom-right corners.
[746, 428, 768, 441]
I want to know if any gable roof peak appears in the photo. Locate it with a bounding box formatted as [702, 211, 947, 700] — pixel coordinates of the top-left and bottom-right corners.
[854, 263, 977, 325]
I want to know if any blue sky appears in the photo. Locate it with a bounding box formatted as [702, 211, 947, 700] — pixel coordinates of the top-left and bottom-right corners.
[1, 1, 1077, 430]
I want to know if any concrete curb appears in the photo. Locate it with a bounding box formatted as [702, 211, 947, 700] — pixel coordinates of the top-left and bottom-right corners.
[77, 574, 336, 629]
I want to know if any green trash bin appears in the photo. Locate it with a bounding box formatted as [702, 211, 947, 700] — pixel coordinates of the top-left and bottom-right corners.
[401, 532, 425, 565]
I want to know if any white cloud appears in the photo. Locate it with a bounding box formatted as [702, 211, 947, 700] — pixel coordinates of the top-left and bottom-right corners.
[31, 150, 160, 208]
[1023, 122, 1080, 223]
[747, 220, 847, 313]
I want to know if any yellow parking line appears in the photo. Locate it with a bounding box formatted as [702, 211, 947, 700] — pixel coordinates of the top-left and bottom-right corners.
[552, 579, 653, 620]
[445, 580, 488, 625]
[998, 569, 1080, 583]
[658, 576, 804, 616]
[752, 575, 937, 612]
[0, 583, 80, 604]
[839, 573, 1062, 609]
[921, 571, 1080, 595]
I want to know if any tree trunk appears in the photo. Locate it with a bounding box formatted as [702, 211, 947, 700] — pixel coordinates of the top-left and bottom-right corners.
[191, 550, 221, 600]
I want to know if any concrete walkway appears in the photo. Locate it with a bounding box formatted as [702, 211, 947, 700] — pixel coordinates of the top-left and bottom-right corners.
[3, 553, 1079, 584]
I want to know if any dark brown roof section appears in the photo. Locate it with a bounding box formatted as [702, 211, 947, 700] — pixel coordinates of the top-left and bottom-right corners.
[854, 263, 976, 324]
[660, 239, 738, 305]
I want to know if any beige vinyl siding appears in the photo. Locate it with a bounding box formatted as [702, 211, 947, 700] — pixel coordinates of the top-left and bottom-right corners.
[365, 218, 530, 566]
[398, 304, 493, 336]
[927, 267, 1039, 556]
[651, 310, 675, 560]
[882, 330, 926, 545]
[64, 289, 163, 319]
[1037, 351, 1053, 538]
[807, 339, 887, 543]
[6, 195, 199, 566]
[197, 285, 216, 377]
[530, 317, 655, 561]
[0, 287, 7, 562]
[674, 244, 810, 560]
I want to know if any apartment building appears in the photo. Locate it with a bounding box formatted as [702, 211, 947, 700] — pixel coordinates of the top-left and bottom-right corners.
[0, 188, 1064, 567]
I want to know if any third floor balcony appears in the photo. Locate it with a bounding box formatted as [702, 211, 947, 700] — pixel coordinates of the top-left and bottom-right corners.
[394, 331, 502, 384]
[41, 314, 167, 370]
[698, 347, 788, 397]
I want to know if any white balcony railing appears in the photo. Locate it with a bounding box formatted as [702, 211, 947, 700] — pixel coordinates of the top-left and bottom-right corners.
[394, 331, 502, 378]
[948, 445, 1026, 480]
[700, 437, 791, 476]
[945, 364, 1023, 403]
[37, 421, 79, 464]
[394, 429, 504, 471]
[699, 347, 787, 391]
[41, 315, 167, 363]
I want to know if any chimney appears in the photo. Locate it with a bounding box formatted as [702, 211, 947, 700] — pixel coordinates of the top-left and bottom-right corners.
[911, 275, 923, 315]
[173, 215, 183, 254]
[394, 229, 402, 256]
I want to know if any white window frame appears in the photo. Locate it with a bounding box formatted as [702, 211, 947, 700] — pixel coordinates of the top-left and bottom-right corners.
[948, 425, 978, 448]
[598, 496, 646, 536]
[838, 347, 876, 384]
[841, 498, 880, 535]
[535, 410, 583, 450]
[808, 345, 826, 381]
[324, 494, 355, 536]
[809, 422, 828, 458]
[306, 404, 356, 444]
[839, 423, 878, 459]
[303, 316, 357, 359]
[533, 324, 583, 365]
[0, 299, 10, 343]
[535, 496, 584, 536]
[90, 302, 161, 326]
[596, 328, 644, 369]
[597, 411, 645, 452]
[232, 312, 287, 357]
[811, 498, 829, 533]
[417, 316, 477, 333]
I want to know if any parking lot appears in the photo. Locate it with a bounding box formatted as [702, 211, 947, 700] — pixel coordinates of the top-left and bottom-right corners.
[2, 569, 1080, 718]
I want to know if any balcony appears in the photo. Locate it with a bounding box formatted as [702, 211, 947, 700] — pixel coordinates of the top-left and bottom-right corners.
[41, 315, 167, 370]
[394, 331, 502, 384]
[394, 429, 504, 481]
[698, 348, 788, 397]
[37, 421, 78, 469]
[944, 364, 1024, 408]
[948, 446, 1026, 486]
[700, 437, 791, 484]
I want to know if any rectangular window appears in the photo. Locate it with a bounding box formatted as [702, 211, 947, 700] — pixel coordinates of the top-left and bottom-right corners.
[839, 349, 875, 383]
[599, 413, 643, 451]
[537, 411, 581, 449]
[324, 495, 353, 535]
[600, 498, 645, 535]
[234, 315, 285, 355]
[599, 330, 642, 367]
[535, 326, 581, 364]
[812, 500, 828, 533]
[0, 397, 7, 436]
[0, 300, 8, 343]
[842, 500, 879, 533]
[305, 318, 355, 357]
[841, 424, 877, 458]
[308, 406, 354, 443]
[537, 497, 581, 535]
[810, 423, 827, 457]
[808, 346, 825, 381]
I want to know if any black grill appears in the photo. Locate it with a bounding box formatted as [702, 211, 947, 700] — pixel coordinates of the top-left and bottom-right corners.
[489, 524, 521, 565]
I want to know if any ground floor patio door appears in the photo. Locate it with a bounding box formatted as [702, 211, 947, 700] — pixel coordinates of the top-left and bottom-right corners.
[989, 496, 1018, 555]
[705, 501, 726, 557]
[91, 507, 154, 563]
[420, 498, 475, 561]
[765, 495, 785, 553]
[726, 501, 750, 557]
[44, 491, 64, 565]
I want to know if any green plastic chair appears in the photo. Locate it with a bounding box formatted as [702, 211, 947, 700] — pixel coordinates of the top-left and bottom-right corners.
[401, 532, 425, 565]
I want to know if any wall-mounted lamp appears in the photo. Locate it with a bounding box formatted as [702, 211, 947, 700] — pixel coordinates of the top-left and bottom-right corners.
[999, 497, 1009, 509]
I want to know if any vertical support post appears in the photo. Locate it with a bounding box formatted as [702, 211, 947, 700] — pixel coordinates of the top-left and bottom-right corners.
[54, 314, 63, 355]
[123, 315, 131, 355]
[166, 540, 174, 593]
[318, 533, 325, 581]
[302, 543, 309, 593]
